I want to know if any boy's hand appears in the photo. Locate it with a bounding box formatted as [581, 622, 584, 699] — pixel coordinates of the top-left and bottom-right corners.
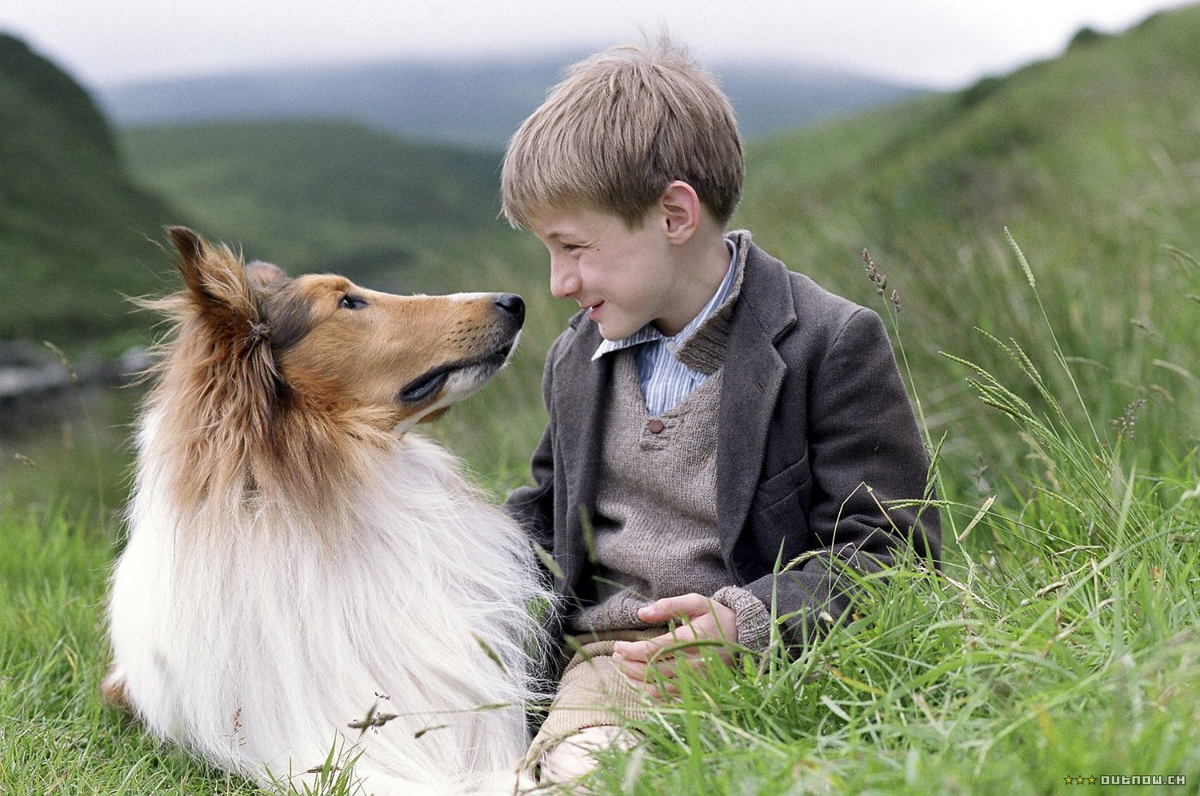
[611, 593, 737, 698]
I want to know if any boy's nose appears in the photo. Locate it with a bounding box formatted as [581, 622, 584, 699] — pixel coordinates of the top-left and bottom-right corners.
[549, 257, 581, 300]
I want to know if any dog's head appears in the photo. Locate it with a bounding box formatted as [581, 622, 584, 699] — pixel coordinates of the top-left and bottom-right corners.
[161, 226, 523, 433]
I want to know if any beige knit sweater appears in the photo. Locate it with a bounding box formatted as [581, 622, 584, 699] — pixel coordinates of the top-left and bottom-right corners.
[568, 257, 772, 651]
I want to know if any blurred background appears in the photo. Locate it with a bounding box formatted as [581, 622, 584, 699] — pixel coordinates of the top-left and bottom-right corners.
[1, 0, 1198, 516]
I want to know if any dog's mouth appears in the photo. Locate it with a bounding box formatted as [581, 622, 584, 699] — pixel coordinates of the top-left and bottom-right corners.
[398, 340, 516, 405]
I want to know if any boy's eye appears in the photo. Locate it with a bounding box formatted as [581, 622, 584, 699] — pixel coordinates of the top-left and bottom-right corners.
[562, 244, 582, 252]
[338, 295, 367, 310]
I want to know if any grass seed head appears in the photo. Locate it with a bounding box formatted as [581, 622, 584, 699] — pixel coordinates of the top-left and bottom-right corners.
[1111, 397, 1148, 441]
[863, 249, 887, 295]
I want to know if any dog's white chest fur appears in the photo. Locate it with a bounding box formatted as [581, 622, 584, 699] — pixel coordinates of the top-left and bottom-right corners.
[109, 409, 544, 794]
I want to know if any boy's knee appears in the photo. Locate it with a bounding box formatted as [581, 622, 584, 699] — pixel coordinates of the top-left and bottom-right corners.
[536, 725, 639, 785]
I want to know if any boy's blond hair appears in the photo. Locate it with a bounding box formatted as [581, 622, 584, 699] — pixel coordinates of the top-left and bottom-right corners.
[501, 38, 744, 229]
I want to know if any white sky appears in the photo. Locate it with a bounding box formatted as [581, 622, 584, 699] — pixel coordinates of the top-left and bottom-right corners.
[0, 0, 1193, 89]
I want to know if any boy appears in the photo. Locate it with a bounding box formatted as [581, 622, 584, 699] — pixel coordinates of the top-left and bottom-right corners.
[501, 40, 939, 785]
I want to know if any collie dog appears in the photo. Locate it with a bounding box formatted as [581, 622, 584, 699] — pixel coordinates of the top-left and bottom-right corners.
[104, 228, 548, 795]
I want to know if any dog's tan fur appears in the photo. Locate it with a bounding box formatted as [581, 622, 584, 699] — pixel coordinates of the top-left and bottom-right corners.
[132, 227, 520, 518]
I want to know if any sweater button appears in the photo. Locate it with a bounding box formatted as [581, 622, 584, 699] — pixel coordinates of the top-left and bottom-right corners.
[647, 419, 665, 434]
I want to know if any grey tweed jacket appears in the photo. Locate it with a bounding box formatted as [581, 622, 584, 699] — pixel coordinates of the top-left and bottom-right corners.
[506, 232, 941, 654]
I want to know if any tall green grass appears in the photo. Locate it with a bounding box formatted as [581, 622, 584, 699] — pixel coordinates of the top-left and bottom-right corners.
[3, 233, 1194, 795]
[572, 239, 1200, 795]
[0, 503, 265, 794]
[5, 9, 1200, 791]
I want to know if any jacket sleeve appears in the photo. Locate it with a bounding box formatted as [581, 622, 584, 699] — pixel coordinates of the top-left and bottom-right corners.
[504, 336, 573, 696]
[741, 307, 940, 648]
[503, 336, 560, 560]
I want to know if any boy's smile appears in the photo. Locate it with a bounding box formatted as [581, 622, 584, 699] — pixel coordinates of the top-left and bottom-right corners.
[527, 192, 730, 342]
[528, 204, 678, 341]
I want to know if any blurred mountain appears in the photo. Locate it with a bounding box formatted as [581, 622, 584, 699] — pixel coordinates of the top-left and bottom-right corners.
[96, 55, 925, 146]
[0, 32, 178, 348]
[118, 120, 527, 292]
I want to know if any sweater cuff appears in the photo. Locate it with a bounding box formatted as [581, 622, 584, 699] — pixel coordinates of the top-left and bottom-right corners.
[712, 586, 772, 652]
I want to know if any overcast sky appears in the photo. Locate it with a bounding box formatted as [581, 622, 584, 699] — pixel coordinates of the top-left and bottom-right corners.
[1, 0, 1194, 90]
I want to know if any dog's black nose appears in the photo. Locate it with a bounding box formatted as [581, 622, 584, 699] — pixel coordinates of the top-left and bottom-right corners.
[494, 293, 525, 324]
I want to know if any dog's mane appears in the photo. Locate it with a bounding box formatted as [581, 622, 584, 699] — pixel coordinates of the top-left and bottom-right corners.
[138, 233, 393, 525]
[125, 407, 547, 783]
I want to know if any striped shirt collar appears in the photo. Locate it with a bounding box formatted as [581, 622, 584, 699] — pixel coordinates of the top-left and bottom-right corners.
[592, 237, 739, 362]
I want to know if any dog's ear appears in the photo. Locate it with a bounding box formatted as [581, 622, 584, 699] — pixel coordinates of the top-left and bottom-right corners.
[246, 260, 290, 293]
[167, 226, 262, 336]
[168, 225, 205, 269]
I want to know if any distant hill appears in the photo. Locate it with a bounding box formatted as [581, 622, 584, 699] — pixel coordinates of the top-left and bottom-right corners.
[118, 121, 530, 294]
[111, 7, 1200, 479]
[737, 7, 1200, 310]
[0, 33, 179, 348]
[0, 32, 551, 352]
[97, 55, 924, 147]
[734, 6, 1200, 464]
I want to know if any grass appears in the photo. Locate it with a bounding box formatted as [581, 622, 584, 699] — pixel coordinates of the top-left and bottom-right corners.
[0, 504, 263, 794]
[736, 5, 1200, 498]
[2, 238, 1196, 795]
[4, 6, 1200, 793]
[574, 244, 1200, 795]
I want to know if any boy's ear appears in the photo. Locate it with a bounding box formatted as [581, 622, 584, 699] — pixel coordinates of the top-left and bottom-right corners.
[658, 181, 702, 242]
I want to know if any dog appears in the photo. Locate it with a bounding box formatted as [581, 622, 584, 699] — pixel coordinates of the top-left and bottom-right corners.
[103, 227, 549, 795]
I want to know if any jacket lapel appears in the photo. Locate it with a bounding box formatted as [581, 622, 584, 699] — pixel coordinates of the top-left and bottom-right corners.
[717, 237, 795, 563]
[554, 317, 612, 583]
[554, 235, 795, 579]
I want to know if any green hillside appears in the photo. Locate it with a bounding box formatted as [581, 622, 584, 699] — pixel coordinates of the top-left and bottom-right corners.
[114, 7, 1200, 487]
[735, 6, 1200, 482]
[0, 33, 178, 349]
[119, 121, 522, 286]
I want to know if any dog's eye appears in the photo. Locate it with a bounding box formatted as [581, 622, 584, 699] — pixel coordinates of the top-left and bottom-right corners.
[338, 295, 367, 310]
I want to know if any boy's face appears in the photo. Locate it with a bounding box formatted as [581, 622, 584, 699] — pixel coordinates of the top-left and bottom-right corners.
[526, 204, 687, 341]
